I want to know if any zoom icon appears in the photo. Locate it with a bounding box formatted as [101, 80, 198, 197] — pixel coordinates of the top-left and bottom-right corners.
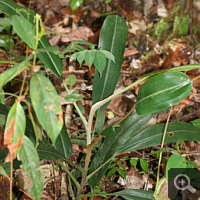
[174, 174, 196, 193]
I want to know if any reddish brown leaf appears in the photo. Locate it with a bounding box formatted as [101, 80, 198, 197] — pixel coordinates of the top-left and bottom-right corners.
[4, 135, 23, 164]
[4, 117, 15, 146]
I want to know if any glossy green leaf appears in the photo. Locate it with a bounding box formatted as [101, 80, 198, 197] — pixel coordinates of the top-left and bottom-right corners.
[30, 74, 63, 145]
[89, 109, 152, 189]
[37, 138, 66, 160]
[55, 117, 72, 159]
[70, 0, 84, 11]
[140, 159, 148, 173]
[64, 90, 84, 102]
[119, 121, 200, 153]
[37, 36, 63, 79]
[11, 15, 35, 48]
[0, 0, 63, 79]
[116, 189, 154, 200]
[136, 72, 192, 115]
[85, 50, 95, 70]
[93, 51, 106, 77]
[4, 101, 25, 146]
[92, 15, 128, 121]
[0, 61, 29, 89]
[118, 168, 126, 179]
[166, 154, 186, 181]
[130, 158, 138, 168]
[18, 135, 43, 200]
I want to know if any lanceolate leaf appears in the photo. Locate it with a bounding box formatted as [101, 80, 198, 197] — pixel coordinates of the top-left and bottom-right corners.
[4, 102, 26, 163]
[37, 138, 66, 160]
[93, 51, 106, 77]
[11, 15, 35, 49]
[118, 121, 200, 153]
[89, 109, 152, 189]
[18, 135, 43, 200]
[85, 50, 95, 70]
[116, 189, 154, 200]
[30, 74, 63, 145]
[0, 61, 29, 89]
[136, 72, 192, 115]
[0, 0, 63, 79]
[70, 0, 84, 11]
[0, 103, 36, 144]
[55, 117, 72, 159]
[92, 15, 128, 120]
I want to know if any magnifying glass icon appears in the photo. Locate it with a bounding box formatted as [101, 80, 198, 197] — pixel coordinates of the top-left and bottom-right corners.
[174, 174, 196, 193]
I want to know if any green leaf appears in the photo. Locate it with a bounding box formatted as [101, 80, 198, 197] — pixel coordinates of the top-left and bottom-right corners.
[0, 34, 14, 50]
[99, 50, 115, 62]
[101, 126, 116, 136]
[92, 15, 128, 121]
[135, 72, 192, 115]
[85, 50, 95, 70]
[0, 165, 10, 180]
[77, 50, 87, 66]
[116, 189, 154, 200]
[0, 0, 63, 79]
[0, 61, 29, 89]
[4, 101, 26, 146]
[0, 88, 4, 104]
[107, 168, 116, 178]
[11, 15, 35, 49]
[18, 135, 43, 200]
[64, 90, 84, 102]
[166, 154, 187, 181]
[130, 158, 138, 168]
[30, 73, 63, 145]
[37, 36, 63, 79]
[70, 0, 84, 11]
[140, 159, 148, 173]
[37, 138, 66, 160]
[0, 0, 35, 22]
[55, 117, 72, 159]
[93, 51, 106, 77]
[118, 168, 126, 179]
[95, 111, 105, 133]
[191, 119, 200, 129]
[178, 14, 190, 36]
[119, 121, 200, 153]
[89, 109, 152, 189]
[66, 74, 76, 87]
[36, 45, 59, 54]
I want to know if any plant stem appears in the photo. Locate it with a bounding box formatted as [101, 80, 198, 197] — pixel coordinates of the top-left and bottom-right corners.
[62, 80, 89, 132]
[155, 106, 172, 192]
[58, 160, 81, 191]
[63, 158, 85, 174]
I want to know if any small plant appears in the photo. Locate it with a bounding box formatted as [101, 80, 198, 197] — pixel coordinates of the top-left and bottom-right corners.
[0, 1, 200, 200]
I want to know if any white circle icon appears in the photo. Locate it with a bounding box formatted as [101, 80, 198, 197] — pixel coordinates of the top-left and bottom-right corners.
[174, 174, 196, 193]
